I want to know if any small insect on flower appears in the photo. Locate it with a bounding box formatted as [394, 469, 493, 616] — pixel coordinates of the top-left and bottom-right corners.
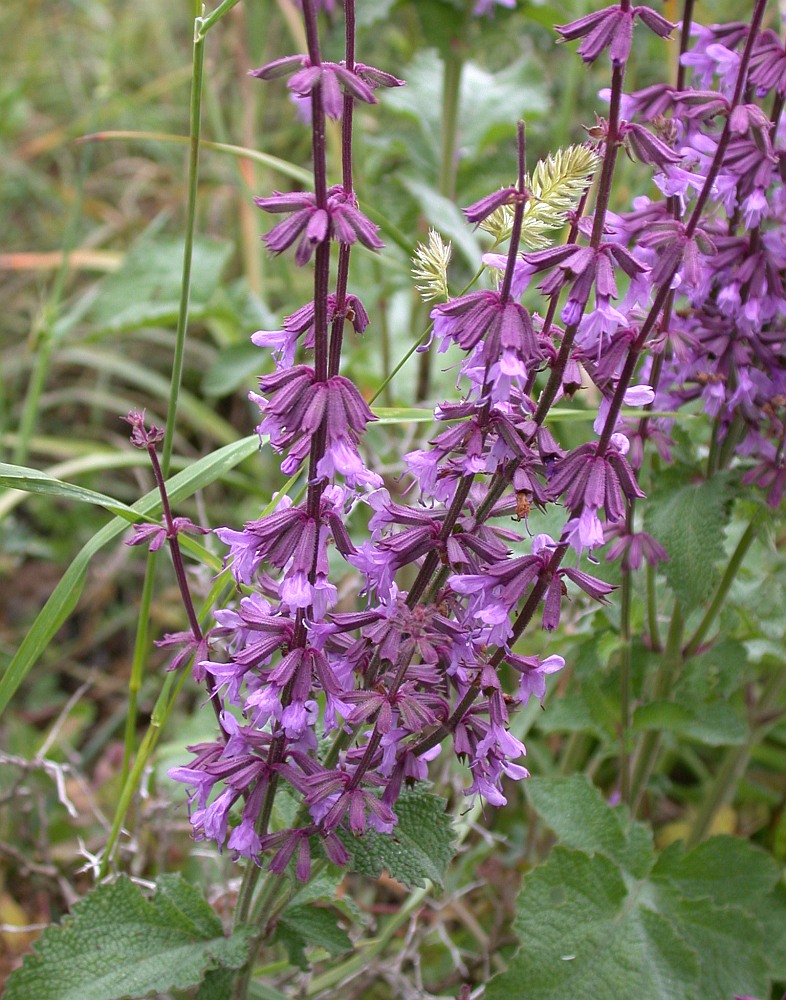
[412, 228, 452, 302]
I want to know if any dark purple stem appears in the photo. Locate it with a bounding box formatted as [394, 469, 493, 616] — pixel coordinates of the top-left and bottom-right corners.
[597, 0, 768, 456]
[147, 444, 226, 734]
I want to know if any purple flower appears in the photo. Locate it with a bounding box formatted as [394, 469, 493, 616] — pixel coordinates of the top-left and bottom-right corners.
[251, 366, 379, 486]
[250, 56, 378, 119]
[431, 290, 543, 400]
[252, 294, 369, 369]
[126, 516, 209, 552]
[556, 5, 674, 67]
[505, 652, 565, 706]
[255, 186, 383, 265]
[122, 408, 165, 449]
[549, 442, 645, 523]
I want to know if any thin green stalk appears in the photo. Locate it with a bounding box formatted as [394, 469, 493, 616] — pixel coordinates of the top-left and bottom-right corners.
[119, 556, 157, 791]
[619, 565, 633, 807]
[162, 4, 206, 476]
[417, 37, 465, 401]
[115, 2, 207, 863]
[646, 562, 662, 652]
[683, 520, 757, 658]
[101, 663, 190, 875]
[232, 872, 289, 1000]
[12, 133, 93, 466]
[687, 668, 786, 848]
[560, 732, 595, 775]
[630, 602, 684, 815]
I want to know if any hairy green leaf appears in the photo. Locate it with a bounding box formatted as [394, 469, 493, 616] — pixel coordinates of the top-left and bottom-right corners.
[4, 876, 251, 1000]
[644, 471, 733, 608]
[342, 786, 455, 888]
[274, 905, 352, 971]
[488, 777, 786, 1000]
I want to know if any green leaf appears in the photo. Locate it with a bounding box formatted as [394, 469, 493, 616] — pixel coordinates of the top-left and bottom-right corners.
[485, 847, 698, 1000]
[4, 876, 252, 1000]
[403, 177, 482, 268]
[0, 435, 259, 719]
[644, 471, 733, 608]
[81, 234, 232, 335]
[195, 969, 237, 1000]
[489, 793, 786, 1000]
[371, 406, 437, 424]
[633, 699, 747, 746]
[0, 462, 139, 521]
[651, 836, 782, 909]
[526, 775, 652, 877]
[342, 786, 455, 888]
[275, 905, 352, 971]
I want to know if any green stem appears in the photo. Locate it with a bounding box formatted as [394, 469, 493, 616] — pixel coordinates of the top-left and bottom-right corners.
[630, 602, 684, 814]
[112, 2, 210, 874]
[100, 663, 190, 875]
[416, 39, 464, 401]
[646, 562, 662, 653]
[683, 520, 757, 658]
[118, 555, 157, 791]
[162, 4, 205, 476]
[560, 732, 594, 775]
[619, 564, 633, 807]
[687, 668, 786, 848]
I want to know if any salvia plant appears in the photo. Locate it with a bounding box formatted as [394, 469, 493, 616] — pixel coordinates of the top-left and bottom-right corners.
[6, 0, 786, 998]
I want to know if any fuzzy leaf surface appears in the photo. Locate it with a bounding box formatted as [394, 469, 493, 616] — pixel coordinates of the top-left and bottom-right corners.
[644, 470, 732, 608]
[486, 776, 786, 1000]
[4, 875, 252, 1000]
[342, 786, 454, 888]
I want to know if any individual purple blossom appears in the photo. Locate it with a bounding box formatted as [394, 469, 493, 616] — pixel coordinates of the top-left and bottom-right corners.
[155, 630, 209, 679]
[750, 29, 786, 97]
[604, 524, 668, 571]
[123, 408, 165, 449]
[555, 5, 674, 67]
[549, 441, 645, 522]
[252, 293, 369, 369]
[250, 56, 378, 119]
[255, 186, 383, 265]
[463, 186, 522, 225]
[126, 516, 209, 552]
[505, 652, 565, 706]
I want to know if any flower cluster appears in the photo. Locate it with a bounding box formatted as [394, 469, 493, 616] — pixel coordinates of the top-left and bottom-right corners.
[157, 0, 781, 880]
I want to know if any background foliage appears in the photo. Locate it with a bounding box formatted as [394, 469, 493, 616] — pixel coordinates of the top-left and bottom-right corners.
[2, 0, 784, 997]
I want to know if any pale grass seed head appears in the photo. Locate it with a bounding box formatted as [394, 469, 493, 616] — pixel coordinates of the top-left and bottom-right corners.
[412, 228, 452, 302]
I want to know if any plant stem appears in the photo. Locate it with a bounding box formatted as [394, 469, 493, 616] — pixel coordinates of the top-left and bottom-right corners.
[687, 667, 786, 848]
[417, 32, 466, 401]
[629, 602, 684, 815]
[619, 559, 633, 806]
[647, 562, 662, 653]
[116, 0, 213, 864]
[683, 520, 757, 658]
